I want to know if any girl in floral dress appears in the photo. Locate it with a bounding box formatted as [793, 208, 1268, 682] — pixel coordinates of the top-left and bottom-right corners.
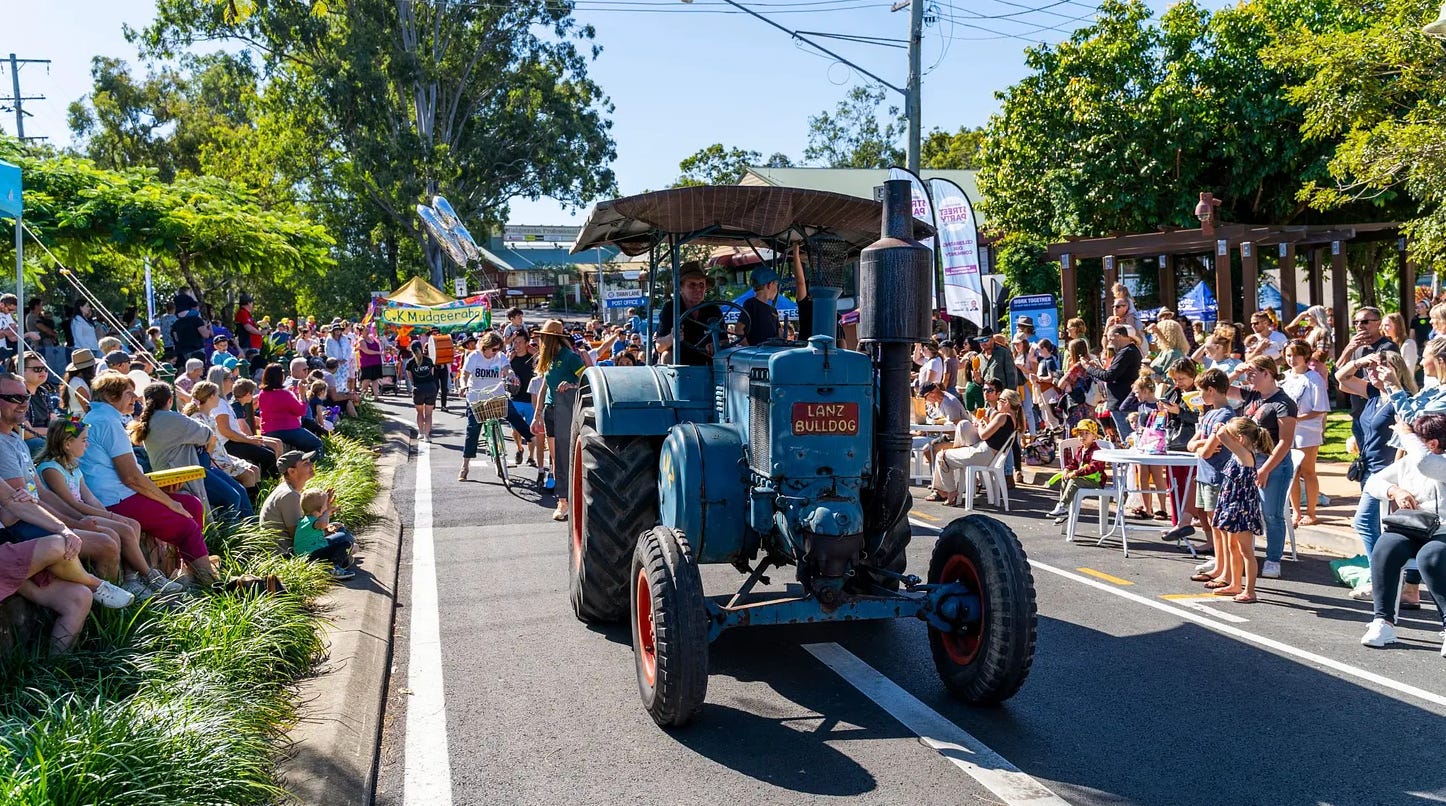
[1209, 417, 1274, 603]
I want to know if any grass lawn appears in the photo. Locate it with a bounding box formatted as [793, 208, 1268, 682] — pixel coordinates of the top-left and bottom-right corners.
[0, 403, 386, 803]
[1320, 409, 1355, 464]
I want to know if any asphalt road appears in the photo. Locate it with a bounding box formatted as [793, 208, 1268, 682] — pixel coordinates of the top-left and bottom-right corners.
[371, 398, 1446, 806]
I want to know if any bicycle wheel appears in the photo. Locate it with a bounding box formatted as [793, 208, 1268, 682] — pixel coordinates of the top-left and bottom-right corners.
[486, 418, 510, 489]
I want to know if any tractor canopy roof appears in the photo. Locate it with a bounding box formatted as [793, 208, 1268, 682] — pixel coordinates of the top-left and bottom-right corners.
[570, 184, 937, 257]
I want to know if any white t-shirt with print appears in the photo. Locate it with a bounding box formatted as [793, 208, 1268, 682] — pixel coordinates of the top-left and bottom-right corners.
[461, 351, 510, 401]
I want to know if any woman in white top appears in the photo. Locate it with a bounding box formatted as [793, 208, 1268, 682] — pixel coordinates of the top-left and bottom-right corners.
[68, 301, 101, 352]
[183, 381, 260, 491]
[62, 350, 98, 415]
[458, 332, 520, 481]
[1384, 311, 1418, 375]
[1280, 339, 1329, 526]
[915, 342, 944, 391]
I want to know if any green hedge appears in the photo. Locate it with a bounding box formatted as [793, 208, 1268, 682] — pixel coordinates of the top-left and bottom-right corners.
[0, 406, 386, 804]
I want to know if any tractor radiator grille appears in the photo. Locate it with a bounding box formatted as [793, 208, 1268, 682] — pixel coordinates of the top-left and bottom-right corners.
[749, 370, 771, 474]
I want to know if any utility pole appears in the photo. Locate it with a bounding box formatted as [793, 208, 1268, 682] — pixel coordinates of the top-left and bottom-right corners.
[1, 54, 52, 143]
[905, 0, 924, 173]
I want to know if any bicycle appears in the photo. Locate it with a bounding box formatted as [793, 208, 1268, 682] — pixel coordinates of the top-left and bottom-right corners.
[469, 394, 512, 490]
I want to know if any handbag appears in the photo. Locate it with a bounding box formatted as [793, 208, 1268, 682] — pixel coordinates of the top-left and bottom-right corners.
[1381, 509, 1441, 546]
[1347, 456, 1365, 483]
[1135, 413, 1169, 455]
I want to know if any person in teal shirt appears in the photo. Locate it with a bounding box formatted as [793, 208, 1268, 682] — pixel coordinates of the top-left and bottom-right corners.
[531, 320, 586, 522]
[293, 488, 355, 580]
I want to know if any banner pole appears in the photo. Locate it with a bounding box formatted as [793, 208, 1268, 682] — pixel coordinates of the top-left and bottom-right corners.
[13, 215, 21, 347]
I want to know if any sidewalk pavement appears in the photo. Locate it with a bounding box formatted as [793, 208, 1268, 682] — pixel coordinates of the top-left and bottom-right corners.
[280, 417, 411, 805]
[1021, 457, 1367, 560]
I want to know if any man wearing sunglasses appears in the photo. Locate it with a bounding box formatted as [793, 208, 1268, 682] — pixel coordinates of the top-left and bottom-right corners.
[1337, 306, 1399, 440]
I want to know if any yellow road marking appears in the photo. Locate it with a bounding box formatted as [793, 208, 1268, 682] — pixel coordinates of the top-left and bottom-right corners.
[1075, 567, 1134, 586]
[909, 510, 941, 522]
[1161, 593, 1221, 601]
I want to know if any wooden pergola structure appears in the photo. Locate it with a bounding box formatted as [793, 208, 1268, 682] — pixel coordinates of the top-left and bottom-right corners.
[1046, 222, 1406, 349]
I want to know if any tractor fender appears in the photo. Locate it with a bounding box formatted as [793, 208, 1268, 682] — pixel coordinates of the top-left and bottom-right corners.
[658, 423, 751, 565]
[581, 365, 716, 437]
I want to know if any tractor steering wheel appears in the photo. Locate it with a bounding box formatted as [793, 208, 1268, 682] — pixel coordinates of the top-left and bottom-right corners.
[679, 300, 751, 356]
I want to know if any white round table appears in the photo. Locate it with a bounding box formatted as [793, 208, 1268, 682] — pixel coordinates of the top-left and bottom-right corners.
[1091, 448, 1200, 558]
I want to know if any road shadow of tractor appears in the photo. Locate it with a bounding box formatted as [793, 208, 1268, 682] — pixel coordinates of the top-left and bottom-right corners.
[657, 620, 908, 797]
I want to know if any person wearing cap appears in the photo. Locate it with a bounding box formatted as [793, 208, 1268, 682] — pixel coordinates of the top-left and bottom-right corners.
[741, 266, 783, 346]
[260, 449, 323, 545]
[654, 261, 722, 366]
[234, 293, 263, 351]
[1046, 419, 1109, 522]
[62, 349, 99, 416]
[102, 350, 130, 373]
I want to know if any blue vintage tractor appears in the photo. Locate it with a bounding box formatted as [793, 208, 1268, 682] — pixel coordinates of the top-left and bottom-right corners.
[565, 180, 1036, 727]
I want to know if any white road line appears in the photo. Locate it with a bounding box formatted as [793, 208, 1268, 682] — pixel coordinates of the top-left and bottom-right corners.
[804, 643, 1070, 806]
[908, 517, 1446, 709]
[1178, 600, 1250, 624]
[1026, 560, 1446, 710]
[404, 441, 454, 806]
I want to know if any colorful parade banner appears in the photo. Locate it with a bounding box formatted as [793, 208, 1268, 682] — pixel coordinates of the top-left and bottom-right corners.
[380, 293, 491, 332]
[927, 177, 985, 326]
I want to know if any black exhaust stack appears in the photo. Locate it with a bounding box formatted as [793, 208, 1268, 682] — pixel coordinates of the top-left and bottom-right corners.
[858, 179, 933, 545]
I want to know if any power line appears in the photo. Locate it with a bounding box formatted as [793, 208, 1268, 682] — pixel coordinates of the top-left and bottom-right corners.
[0, 53, 52, 143]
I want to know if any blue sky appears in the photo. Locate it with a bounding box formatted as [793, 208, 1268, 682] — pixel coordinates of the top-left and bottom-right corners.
[7, 0, 1216, 225]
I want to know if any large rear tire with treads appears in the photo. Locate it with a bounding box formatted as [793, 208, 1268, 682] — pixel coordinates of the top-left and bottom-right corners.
[569, 399, 660, 623]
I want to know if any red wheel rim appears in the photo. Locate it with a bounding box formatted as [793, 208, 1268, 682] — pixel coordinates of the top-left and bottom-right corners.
[939, 554, 985, 666]
[636, 568, 657, 686]
[570, 439, 584, 566]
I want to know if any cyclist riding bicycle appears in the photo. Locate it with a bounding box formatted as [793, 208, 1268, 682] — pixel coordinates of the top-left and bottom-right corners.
[458, 332, 529, 482]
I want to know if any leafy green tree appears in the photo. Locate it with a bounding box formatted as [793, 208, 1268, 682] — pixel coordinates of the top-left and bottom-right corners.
[1264, 0, 1446, 263]
[672, 144, 794, 187]
[977, 0, 1394, 306]
[804, 86, 906, 168]
[136, 0, 618, 290]
[921, 126, 984, 170]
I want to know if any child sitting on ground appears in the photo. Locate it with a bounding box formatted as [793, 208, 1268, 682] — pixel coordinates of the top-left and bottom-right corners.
[294, 489, 356, 581]
[1187, 368, 1235, 584]
[1047, 418, 1109, 523]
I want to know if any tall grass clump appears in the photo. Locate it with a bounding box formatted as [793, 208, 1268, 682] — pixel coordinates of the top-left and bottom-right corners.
[0, 404, 388, 803]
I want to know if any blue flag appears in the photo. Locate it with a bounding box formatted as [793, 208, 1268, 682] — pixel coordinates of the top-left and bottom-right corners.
[0, 160, 19, 219]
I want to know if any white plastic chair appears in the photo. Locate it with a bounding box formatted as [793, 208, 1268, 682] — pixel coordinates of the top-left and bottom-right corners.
[1063, 439, 1117, 545]
[961, 434, 1014, 512]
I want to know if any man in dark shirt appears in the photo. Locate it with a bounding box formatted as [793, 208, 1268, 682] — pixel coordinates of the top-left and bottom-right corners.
[654, 262, 722, 366]
[169, 311, 210, 363]
[741, 266, 782, 346]
[978, 330, 1018, 390]
[1086, 326, 1143, 440]
[1411, 299, 1432, 349]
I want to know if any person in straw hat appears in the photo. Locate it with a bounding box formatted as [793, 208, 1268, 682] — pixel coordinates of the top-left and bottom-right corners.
[531, 320, 584, 521]
[62, 348, 99, 416]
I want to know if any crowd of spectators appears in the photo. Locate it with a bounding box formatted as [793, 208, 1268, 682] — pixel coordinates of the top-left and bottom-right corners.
[910, 283, 1446, 656]
[0, 289, 378, 654]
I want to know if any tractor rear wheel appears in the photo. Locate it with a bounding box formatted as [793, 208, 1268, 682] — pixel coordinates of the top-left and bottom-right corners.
[569, 403, 659, 623]
[927, 514, 1037, 704]
[632, 525, 709, 727]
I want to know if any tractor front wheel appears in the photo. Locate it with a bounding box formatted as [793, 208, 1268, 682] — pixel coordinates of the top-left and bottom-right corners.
[632, 525, 709, 728]
[927, 514, 1037, 704]
[569, 403, 659, 623]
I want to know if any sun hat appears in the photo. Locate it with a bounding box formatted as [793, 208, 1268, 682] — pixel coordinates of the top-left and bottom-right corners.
[536, 319, 569, 339]
[1016, 315, 1034, 328]
[65, 349, 97, 373]
[1071, 419, 1101, 437]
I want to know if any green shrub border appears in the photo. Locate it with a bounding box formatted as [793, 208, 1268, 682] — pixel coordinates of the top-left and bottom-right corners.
[0, 402, 389, 805]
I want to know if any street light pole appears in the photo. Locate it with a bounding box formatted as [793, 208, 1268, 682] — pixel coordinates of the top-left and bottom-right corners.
[681, 0, 922, 171]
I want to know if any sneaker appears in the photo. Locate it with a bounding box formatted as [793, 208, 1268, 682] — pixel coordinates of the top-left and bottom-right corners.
[1260, 560, 1282, 580]
[1161, 524, 1196, 542]
[1053, 515, 1068, 524]
[92, 580, 135, 609]
[1194, 560, 1217, 575]
[1349, 583, 1373, 601]
[121, 574, 151, 598]
[526, 458, 538, 467]
[146, 568, 186, 595]
[514, 449, 524, 465]
[551, 506, 568, 522]
[329, 566, 356, 581]
[1047, 505, 1066, 517]
[1360, 618, 1397, 647]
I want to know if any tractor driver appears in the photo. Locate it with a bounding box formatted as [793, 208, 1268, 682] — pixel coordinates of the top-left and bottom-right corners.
[654, 262, 723, 366]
